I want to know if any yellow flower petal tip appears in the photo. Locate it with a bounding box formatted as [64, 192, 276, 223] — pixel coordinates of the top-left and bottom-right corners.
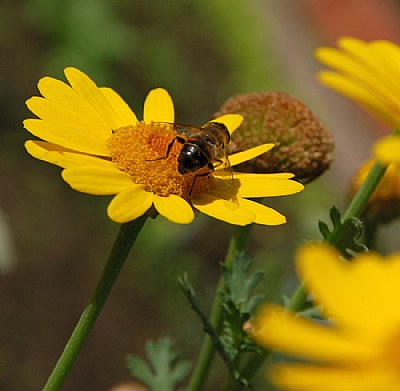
[143, 88, 174, 124]
[153, 194, 195, 225]
[24, 67, 301, 225]
[212, 113, 244, 134]
[228, 143, 275, 167]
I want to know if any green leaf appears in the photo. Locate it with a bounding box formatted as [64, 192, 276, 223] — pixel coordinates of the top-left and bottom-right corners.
[319, 206, 368, 257]
[219, 253, 265, 382]
[223, 253, 264, 314]
[126, 338, 191, 391]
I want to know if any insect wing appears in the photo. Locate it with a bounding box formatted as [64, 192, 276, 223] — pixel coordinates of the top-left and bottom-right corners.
[213, 154, 234, 185]
[171, 123, 203, 138]
[152, 122, 196, 136]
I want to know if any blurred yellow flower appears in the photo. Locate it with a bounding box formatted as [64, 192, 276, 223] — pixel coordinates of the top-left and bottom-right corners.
[350, 159, 400, 223]
[24, 68, 303, 225]
[373, 136, 400, 165]
[251, 243, 400, 391]
[316, 37, 400, 129]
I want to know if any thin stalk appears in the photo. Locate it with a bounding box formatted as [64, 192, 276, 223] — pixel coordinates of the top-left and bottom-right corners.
[42, 215, 148, 391]
[185, 225, 252, 391]
[341, 160, 387, 222]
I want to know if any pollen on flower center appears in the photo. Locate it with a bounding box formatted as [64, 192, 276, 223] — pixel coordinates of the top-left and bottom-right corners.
[107, 122, 211, 200]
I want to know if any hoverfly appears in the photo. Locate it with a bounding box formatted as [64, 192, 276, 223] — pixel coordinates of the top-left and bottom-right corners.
[150, 121, 232, 195]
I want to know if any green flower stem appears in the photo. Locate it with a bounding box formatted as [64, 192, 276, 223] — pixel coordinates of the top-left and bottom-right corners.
[341, 160, 387, 222]
[41, 215, 148, 391]
[186, 225, 252, 391]
[223, 160, 388, 391]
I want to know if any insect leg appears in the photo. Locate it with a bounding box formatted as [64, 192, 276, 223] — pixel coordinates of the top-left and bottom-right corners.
[213, 156, 234, 184]
[189, 163, 214, 196]
[213, 159, 224, 168]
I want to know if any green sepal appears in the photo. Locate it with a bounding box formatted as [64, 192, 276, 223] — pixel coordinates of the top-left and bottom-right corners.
[319, 206, 368, 257]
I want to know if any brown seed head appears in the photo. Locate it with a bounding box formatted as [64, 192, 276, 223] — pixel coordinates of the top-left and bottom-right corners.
[215, 91, 335, 183]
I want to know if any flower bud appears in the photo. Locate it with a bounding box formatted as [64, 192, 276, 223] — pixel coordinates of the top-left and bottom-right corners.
[350, 160, 400, 224]
[215, 91, 335, 183]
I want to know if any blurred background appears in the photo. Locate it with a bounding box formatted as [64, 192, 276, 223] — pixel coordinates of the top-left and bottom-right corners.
[1, 0, 399, 390]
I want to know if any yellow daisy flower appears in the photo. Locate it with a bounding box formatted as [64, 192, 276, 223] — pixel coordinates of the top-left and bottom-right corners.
[24, 68, 303, 226]
[316, 37, 400, 129]
[251, 243, 400, 391]
[316, 37, 400, 165]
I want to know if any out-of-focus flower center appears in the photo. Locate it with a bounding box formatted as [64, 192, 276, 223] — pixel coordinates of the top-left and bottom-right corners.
[107, 122, 211, 200]
[383, 328, 400, 372]
[350, 160, 400, 223]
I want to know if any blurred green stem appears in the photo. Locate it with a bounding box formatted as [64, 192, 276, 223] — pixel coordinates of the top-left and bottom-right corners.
[41, 215, 148, 391]
[224, 159, 388, 391]
[185, 225, 252, 391]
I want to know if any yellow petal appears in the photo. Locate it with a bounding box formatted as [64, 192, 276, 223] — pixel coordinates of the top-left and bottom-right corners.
[316, 38, 400, 128]
[34, 75, 112, 136]
[153, 194, 194, 224]
[297, 244, 400, 339]
[100, 87, 138, 127]
[107, 187, 154, 223]
[236, 198, 286, 225]
[339, 38, 400, 100]
[233, 173, 304, 198]
[367, 40, 400, 98]
[25, 140, 116, 169]
[316, 45, 400, 109]
[143, 88, 174, 124]
[252, 304, 376, 362]
[318, 71, 399, 128]
[191, 194, 254, 225]
[336, 36, 367, 49]
[62, 167, 134, 195]
[26, 92, 112, 139]
[26, 76, 113, 155]
[373, 136, 400, 164]
[231, 172, 295, 179]
[228, 144, 275, 167]
[270, 364, 392, 391]
[23, 117, 110, 156]
[211, 113, 243, 134]
[64, 67, 123, 130]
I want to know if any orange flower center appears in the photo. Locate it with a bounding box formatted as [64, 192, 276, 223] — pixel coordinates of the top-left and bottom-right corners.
[383, 328, 400, 372]
[107, 122, 211, 200]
